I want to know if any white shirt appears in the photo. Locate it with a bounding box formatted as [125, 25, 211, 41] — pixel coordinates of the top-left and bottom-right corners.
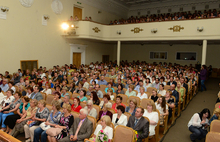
[137, 93, 148, 100]
[99, 101, 112, 109]
[94, 124, 113, 140]
[41, 89, 52, 95]
[157, 90, 166, 96]
[10, 86, 16, 94]
[0, 92, 5, 102]
[188, 113, 209, 128]
[155, 102, 168, 115]
[83, 82, 89, 89]
[0, 96, 15, 107]
[112, 113, 127, 127]
[143, 110, 159, 136]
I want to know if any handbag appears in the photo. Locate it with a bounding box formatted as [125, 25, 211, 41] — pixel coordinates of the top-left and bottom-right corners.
[27, 120, 36, 127]
[46, 127, 62, 136]
[40, 122, 51, 130]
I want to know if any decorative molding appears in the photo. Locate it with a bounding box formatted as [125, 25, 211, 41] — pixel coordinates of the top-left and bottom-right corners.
[168, 25, 184, 32]
[131, 27, 143, 33]
[51, 0, 63, 15]
[92, 27, 101, 33]
[19, 0, 34, 8]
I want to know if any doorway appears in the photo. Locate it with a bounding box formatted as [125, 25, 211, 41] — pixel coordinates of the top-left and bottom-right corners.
[73, 53, 81, 68]
[74, 7, 82, 20]
[102, 55, 110, 63]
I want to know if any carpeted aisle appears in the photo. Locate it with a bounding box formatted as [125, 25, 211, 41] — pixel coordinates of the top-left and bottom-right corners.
[162, 78, 219, 142]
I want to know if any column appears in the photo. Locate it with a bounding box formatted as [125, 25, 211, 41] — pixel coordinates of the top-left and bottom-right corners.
[117, 41, 121, 66]
[201, 40, 207, 65]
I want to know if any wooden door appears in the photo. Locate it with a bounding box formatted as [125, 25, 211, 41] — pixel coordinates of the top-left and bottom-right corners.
[102, 55, 109, 63]
[74, 7, 82, 20]
[73, 53, 81, 68]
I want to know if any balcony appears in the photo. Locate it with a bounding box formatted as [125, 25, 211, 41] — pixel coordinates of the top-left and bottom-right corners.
[62, 18, 220, 41]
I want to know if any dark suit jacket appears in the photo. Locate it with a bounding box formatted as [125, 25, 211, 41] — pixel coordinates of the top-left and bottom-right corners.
[30, 92, 43, 101]
[182, 83, 188, 95]
[127, 116, 149, 142]
[172, 90, 179, 106]
[69, 117, 93, 142]
[98, 111, 113, 121]
[167, 81, 177, 87]
[74, 81, 79, 86]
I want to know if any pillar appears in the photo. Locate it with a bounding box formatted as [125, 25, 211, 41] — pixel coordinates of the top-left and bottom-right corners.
[201, 40, 207, 65]
[117, 41, 121, 66]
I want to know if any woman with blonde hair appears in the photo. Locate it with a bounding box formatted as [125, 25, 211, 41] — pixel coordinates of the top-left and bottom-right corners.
[47, 104, 74, 142]
[34, 100, 62, 142]
[175, 82, 184, 102]
[165, 90, 175, 121]
[18, 85, 26, 96]
[125, 85, 136, 97]
[107, 88, 114, 100]
[209, 108, 220, 124]
[98, 103, 113, 121]
[137, 87, 148, 100]
[125, 99, 137, 116]
[143, 100, 159, 136]
[11, 99, 38, 137]
[90, 115, 113, 141]
[24, 100, 50, 142]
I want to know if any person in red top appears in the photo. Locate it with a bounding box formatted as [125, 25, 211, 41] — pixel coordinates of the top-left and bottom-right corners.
[112, 96, 125, 113]
[71, 97, 82, 113]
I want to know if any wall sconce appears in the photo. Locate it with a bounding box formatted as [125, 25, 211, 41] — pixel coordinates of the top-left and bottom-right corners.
[197, 27, 203, 32]
[151, 28, 157, 33]
[1, 6, 9, 12]
[117, 31, 121, 35]
[43, 15, 50, 20]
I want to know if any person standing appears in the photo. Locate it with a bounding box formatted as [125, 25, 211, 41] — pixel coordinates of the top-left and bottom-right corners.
[199, 65, 207, 92]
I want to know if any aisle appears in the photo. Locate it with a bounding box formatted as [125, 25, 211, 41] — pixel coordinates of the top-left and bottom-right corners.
[162, 78, 219, 142]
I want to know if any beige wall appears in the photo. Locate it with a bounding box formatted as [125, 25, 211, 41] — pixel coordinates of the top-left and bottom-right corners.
[206, 45, 220, 68]
[0, 0, 121, 73]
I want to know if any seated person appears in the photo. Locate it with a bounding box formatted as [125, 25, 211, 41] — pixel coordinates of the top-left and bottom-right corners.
[61, 95, 71, 107]
[111, 96, 125, 113]
[125, 99, 137, 116]
[157, 84, 166, 96]
[53, 92, 62, 104]
[41, 83, 52, 95]
[58, 109, 93, 142]
[125, 85, 136, 97]
[115, 84, 125, 95]
[112, 105, 127, 127]
[137, 87, 148, 100]
[90, 115, 113, 141]
[209, 108, 220, 124]
[98, 103, 113, 121]
[175, 82, 184, 102]
[47, 104, 74, 142]
[127, 107, 149, 142]
[155, 96, 168, 124]
[71, 97, 82, 113]
[84, 100, 97, 119]
[149, 89, 158, 102]
[107, 88, 114, 101]
[77, 90, 88, 102]
[61, 87, 69, 97]
[99, 94, 112, 109]
[143, 100, 159, 136]
[105, 82, 115, 93]
[89, 91, 100, 105]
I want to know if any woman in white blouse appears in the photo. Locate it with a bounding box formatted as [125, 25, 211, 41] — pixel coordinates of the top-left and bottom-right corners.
[188, 108, 210, 142]
[157, 84, 166, 96]
[112, 105, 127, 127]
[143, 100, 159, 136]
[90, 115, 113, 141]
[155, 96, 168, 124]
[0, 89, 15, 110]
[41, 83, 52, 95]
[145, 78, 152, 89]
[137, 87, 148, 100]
